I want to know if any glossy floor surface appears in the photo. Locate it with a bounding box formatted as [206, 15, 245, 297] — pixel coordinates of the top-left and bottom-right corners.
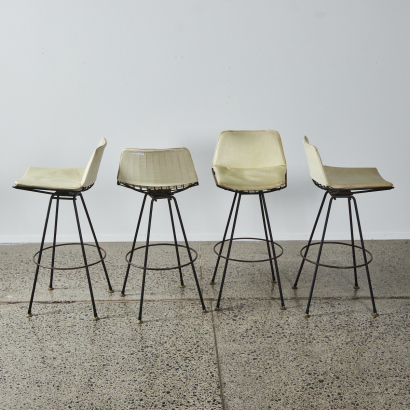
[0, 240, 409, 409]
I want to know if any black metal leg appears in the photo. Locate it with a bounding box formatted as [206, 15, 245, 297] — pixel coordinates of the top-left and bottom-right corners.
[138, 198, 155, 324]
[48, 197, 59, 291]
[293, 192, 329, 289]
[305, 197, 334, 317]
[215, 194, 242, 310]
[172, 197, 207, 313]
[168, 198, 184, 288]
[210, 193, 238, 285]
[27, 195, 54, 317]
[79, 194, 113, 293]
[259, 193, 276, 283]
[261, 194, 286, 309]
[121, 194, 147, 296]
[348, 198, 359, 289]
[73, 198, 99, 320]
[352, 197, 378, 317]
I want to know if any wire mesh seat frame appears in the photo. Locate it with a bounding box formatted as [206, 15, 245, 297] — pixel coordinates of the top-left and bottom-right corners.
[13, 185, 113, 321]
[292, 180, 394, 318]
[118, 181, 207, 324]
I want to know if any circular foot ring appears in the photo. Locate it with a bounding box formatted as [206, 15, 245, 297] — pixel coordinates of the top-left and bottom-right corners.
[213, 237, 283, 263]
[33, 243, 107, 271]
[125, 243, 198, 271]
[300, 241, 373, 269]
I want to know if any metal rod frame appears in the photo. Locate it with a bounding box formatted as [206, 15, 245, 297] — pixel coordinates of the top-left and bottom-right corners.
[293, 185, 389, 318]
[213, 192, 286, 311]
[120, 191, 207, 324]
[23, 189, 113, 320]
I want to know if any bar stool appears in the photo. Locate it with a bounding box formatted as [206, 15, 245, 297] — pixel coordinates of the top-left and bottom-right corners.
[117, 147, 207, 323]
[293, 136, 394, 317]
[211, 130, 287, 311]
[13, 138, 113, 321]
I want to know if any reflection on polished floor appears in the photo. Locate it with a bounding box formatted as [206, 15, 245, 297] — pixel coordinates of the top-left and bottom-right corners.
[0, 240, 409, 409]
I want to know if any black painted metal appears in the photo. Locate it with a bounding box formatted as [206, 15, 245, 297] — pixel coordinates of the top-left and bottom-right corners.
[305, 197, 334, 316]
[49, 197, 59, 290]
[259, 193, 276, 282]
[27, 195, 53, 316]
[168, 198, 184, 287]
[120, 186, 207, 322]
[215, 193, 242, 310]
[14, 185, 112, 319]
[296, 181, 393, 316]
[348, 198, 359, 288]
[73, 198, 99, 320]
[293, 192, 328, 289]
[138, 198, 155, 322]
[261, 193, 286, 308]
[121, 194, 147, 296]
[352, 196, 378, 316]
[210, 192, 238, 284]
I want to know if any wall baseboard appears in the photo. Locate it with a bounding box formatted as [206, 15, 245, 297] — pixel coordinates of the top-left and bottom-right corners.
[1, 232, 409, 244]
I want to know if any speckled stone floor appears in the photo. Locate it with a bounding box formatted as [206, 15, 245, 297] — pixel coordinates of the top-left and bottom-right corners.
[1, 240, 409, 409]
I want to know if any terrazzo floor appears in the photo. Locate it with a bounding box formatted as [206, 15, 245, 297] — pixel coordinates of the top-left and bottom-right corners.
[0, 240, 409, 409]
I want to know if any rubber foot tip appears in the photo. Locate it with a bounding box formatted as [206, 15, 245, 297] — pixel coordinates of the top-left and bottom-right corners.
[26, 313, 33, 318]
[137, 320, 143, 324]
[48, 287, 54, 291]
[280, 306, 287, 311]
[202, 310, 208, 314]
[215, 307, 221, 311]
[272, 280, 277, 283]
[292, 286, 298, 290]
[304, 313, 310, 318]
[120, 293, 125, 297]
[354, 286, 360, 289]
[93, 317, 99, 321]
[372, 313, 379, 318]
[209, 281, 215, 285]
[108, 290, 114, 293]
[180, 285, 186, 288]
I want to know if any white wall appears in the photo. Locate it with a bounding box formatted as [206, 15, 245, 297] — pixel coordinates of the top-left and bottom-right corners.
[1, 0, 409, 243]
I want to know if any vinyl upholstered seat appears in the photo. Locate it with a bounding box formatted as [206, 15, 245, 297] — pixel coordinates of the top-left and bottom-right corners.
[211, 130, 287, 311]
[117, 148, 198, 190]
[13, 138, 113, 321]
[15, 138, 107, 191]
[293, 136, 394, 318]
[118, 147, 207, 324]
[212, 130, 287, 192]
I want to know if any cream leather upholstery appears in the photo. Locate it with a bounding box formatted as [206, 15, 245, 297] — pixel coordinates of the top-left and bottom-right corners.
[212, 130, 287, 191]
[117, 148, 198, 190]
[15, 138, 107, 191]
[303, 136, 393, 189]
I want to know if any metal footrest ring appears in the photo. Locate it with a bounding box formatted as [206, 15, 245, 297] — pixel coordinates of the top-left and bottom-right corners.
[33, 243, 107, 270]
[213, 237, 283, 263]
[300, 241, 373, 269]
[125, 243, 198, 271]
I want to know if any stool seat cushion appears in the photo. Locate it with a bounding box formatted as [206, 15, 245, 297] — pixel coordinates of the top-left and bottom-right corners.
[212, 165, 286, 192]
[15, 167, 86, 191]
[117, 148, 198, 190]
[323, 166, 393, 190]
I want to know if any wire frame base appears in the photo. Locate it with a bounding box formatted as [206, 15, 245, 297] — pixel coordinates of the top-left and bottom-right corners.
[33, 242, 107, 270]
[300, 241, 373, 269]
[125, 243, 198, 271]
[214, 237, 283, 263]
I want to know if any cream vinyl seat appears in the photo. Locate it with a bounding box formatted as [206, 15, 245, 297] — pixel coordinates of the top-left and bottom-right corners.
[15, 138, 106, 191]
[293, 136, 394, 318]
[117, 147, 207, 324]
[13, 138, 113, 321]
[212, 130, 287, 192]
[211, 130, 287, 311]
